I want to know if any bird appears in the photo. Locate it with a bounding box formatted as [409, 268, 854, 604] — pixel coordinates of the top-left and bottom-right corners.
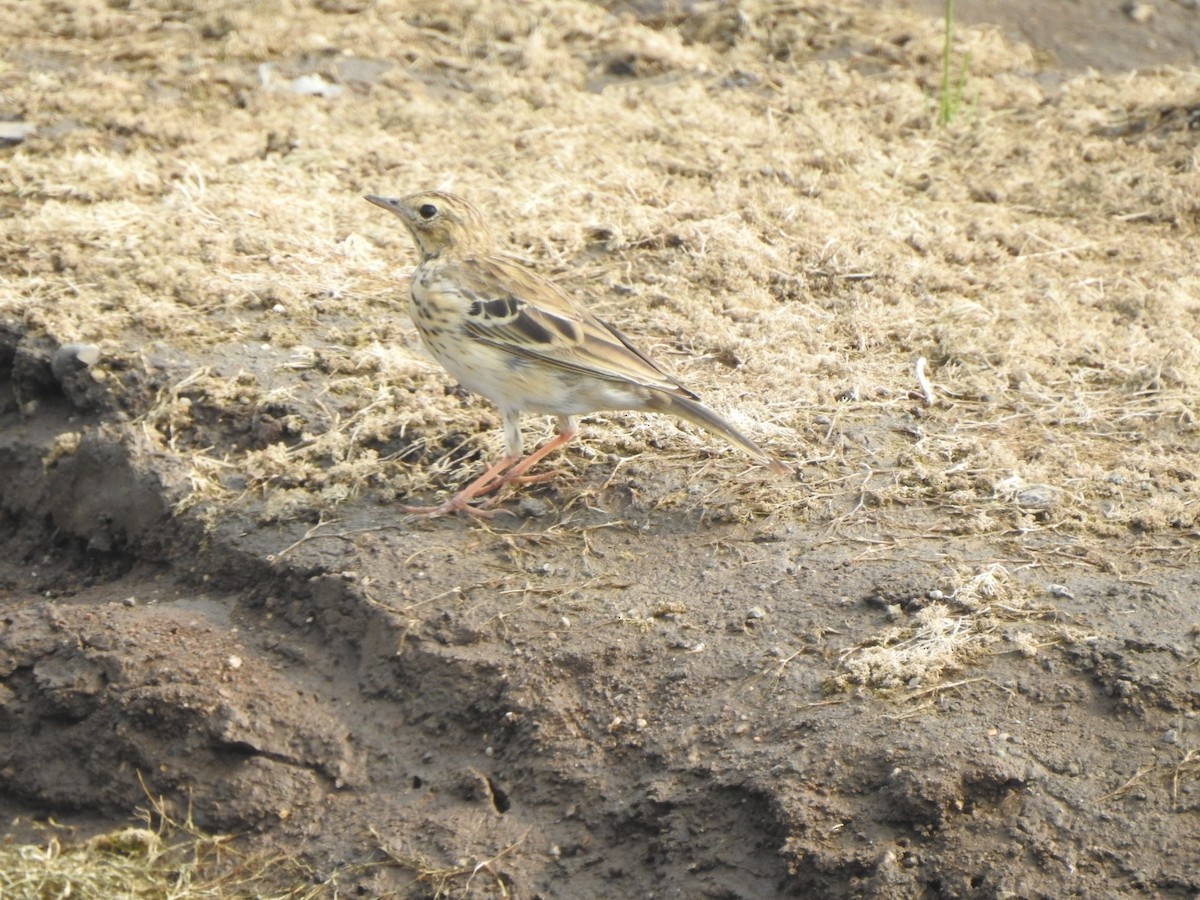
[364, 190, 788, 516]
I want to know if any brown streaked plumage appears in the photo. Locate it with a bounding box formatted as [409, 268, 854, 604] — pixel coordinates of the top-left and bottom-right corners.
[365, 190, 788, 516]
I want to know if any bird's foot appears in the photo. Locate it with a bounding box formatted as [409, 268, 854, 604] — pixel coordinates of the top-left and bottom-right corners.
[402, 498, 510, 519]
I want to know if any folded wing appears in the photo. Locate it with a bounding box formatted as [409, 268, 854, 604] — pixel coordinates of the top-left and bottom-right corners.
[450, 255, 700, 402]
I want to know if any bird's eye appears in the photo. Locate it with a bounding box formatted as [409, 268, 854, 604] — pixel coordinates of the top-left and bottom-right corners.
[418, 203, 438, 220]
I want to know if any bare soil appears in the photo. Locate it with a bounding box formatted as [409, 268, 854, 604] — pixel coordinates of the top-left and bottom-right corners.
[2, 1, 1199, 897]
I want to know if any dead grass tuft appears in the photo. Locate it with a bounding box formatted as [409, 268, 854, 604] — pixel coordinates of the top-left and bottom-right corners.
[0, 787, 322, 899]
[831, 565, 1052, 690]
[369, 825, 527, 900]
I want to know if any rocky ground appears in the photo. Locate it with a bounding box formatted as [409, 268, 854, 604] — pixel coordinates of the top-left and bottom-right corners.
[2, 0, 1199, 897]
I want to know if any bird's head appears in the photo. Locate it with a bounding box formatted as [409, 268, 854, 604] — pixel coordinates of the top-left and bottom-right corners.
[364, 190, 495, 259]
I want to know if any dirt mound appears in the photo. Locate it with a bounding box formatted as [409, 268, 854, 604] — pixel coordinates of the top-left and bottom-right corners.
[2, 0, 1199, 896]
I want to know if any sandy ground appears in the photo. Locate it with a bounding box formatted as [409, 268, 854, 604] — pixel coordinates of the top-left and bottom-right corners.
[2, 0, 1199, 897]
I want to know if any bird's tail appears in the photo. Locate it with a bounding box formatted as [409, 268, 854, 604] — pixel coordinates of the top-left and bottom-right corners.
[644, 391, 790, 474]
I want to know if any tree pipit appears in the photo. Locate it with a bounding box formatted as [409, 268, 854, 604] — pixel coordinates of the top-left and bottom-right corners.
[365, 190, 788, 517]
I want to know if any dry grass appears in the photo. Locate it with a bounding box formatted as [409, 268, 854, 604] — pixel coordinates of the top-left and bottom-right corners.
[830, 563, 1054, 690]
[369, 825, 527, 900]
[2, 0, 1197, 543]
[0, 792, 321, 900]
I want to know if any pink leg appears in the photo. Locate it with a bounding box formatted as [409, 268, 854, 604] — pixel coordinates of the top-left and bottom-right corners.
[402, 453, 520, 518]
[405, 421, 579, 518]
[455, 423, 576, 503]
[490, 424, 577, 487]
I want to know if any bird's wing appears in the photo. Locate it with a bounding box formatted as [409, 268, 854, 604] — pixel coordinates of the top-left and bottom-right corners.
[445, 255, 699, 400]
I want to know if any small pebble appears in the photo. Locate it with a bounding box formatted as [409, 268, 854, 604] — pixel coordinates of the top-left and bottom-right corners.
[0, 121, 36, 144]
[51, 343, 102, 381]
[289, 74, 343, 98]
[516, 497, 551, 518]
[1123, 1, 1156, 23]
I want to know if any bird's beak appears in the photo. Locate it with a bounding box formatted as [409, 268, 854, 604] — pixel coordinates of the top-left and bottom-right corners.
[364, 194, 400, 212]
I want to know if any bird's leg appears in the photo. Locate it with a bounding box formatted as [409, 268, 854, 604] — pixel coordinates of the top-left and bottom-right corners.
[403, 415, 577, 517]
[402, 453, 521, 517]
[403, 410, 528, 517]
[435, 420, 574, 517]
[485, 416, 577, 491]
